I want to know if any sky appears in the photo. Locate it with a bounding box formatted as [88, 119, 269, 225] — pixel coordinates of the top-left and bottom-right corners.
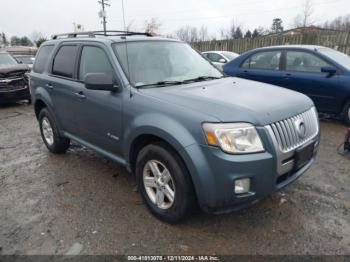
[0, 0, 349, 40]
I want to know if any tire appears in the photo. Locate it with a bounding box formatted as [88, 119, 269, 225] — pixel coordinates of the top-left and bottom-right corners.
[136, 143, 195, 223]
[38, 108, 70, 154]
[343, 101, 350, 126]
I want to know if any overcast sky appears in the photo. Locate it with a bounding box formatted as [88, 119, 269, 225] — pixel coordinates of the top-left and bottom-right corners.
[1, 0, 349, 39]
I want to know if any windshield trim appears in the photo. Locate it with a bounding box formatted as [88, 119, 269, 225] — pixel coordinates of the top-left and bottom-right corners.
[111, 40, 223, 89]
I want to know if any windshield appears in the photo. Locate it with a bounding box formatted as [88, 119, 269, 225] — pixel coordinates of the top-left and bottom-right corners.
[0, 53, 18, 68]
[222, 51, 238, 61]
[318, 48, 350, 70]
[113, 41, 223, 87]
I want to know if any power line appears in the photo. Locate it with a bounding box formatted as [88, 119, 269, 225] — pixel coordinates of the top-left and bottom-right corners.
[98, 0, 111, 35]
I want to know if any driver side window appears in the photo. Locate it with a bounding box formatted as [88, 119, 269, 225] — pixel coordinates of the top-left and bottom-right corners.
[79, 46, 115, 81]
[286, 51, 329, 73]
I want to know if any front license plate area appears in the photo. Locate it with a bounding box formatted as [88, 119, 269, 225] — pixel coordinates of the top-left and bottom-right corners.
[295, 142, 315, 170]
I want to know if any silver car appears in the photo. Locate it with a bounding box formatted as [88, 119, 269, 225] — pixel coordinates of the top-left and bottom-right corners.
[202, 51, 239, 69]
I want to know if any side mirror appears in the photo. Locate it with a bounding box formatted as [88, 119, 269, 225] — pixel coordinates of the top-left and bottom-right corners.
[321, 66, 337, 76]
[219, 58, 227, 63]
[84, 73, 120, 92]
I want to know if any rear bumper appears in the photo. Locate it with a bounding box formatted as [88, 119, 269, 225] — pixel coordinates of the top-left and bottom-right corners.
[181, 129, 319, 214]
[0, 86, 30, 103]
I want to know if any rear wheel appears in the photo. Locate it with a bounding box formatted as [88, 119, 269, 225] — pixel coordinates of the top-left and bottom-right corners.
[39, 108, 70, 154]
[343, 101, 350, 126]
[136, 143, 195, 223]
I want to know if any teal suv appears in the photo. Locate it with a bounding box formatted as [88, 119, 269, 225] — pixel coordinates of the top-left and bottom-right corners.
[30, 31, 320, 223]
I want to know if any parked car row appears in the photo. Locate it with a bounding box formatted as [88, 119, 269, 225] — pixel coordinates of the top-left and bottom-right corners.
[30, 31, 320, 223]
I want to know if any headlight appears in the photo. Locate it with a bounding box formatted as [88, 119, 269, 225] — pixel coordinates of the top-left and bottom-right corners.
[202, 123, 264, 154]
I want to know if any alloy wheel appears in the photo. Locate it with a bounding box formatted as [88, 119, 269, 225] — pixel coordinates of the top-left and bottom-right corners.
[143, 160, 176, 210]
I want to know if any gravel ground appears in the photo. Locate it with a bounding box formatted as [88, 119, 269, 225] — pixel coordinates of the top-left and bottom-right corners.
[0, 103, 349, 255]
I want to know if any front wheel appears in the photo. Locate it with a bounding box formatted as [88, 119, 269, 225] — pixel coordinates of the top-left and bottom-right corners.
[343, 101, 350, 126]
[136, 143, 195, 223]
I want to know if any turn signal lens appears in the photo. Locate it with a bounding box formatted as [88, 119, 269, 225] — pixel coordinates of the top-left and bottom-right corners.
[205, 131, 217, 146]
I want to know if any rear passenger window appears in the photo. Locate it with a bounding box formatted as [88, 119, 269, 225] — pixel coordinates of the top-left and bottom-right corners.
[242, 51, 281, 70]
[79, 46, 114, 80]
[52, 45, 79, 78]
[33, 45, 54, 73]
[286, 51, 329, 73]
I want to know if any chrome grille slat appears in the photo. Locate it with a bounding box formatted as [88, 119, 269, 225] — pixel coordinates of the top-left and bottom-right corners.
[268, 107, 319, 152]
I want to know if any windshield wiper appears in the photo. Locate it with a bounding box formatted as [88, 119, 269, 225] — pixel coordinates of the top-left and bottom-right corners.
[183, 76, 223, 83]
[136, 80, 184, 88]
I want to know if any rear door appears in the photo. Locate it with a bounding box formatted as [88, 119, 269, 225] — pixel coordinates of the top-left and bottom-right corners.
[238, 50, 284, 87]
[280, 50, 340, 113]
[73, 44, 123, 155]
[48, 44, 81, 134]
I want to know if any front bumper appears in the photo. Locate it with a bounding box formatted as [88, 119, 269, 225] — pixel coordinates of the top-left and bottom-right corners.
[182, 127, 319, 214]
[0, 85, 30, 103]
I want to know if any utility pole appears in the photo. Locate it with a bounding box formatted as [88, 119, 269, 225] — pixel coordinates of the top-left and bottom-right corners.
[98, 0, 110, 35]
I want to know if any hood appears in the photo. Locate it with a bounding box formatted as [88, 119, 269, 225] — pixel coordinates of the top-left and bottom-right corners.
[140, 77, 314, 126]
[0, 64, 30, 78]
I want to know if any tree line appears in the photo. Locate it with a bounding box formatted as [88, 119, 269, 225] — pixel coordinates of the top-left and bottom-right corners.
[0, 33, 47, 48]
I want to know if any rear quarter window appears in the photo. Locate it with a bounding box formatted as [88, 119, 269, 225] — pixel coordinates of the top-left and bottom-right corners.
[33, 45, 54, 73]
[52, 45, 79, 78]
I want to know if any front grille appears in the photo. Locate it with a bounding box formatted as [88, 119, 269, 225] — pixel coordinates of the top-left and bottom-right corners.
[268, 107, 319, 152]
[0, 77, 27, 92]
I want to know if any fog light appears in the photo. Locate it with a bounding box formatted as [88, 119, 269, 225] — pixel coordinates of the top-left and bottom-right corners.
[235, 178, 251, 194]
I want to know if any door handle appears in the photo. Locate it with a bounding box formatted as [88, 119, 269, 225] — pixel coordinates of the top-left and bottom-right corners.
[45, 83, 54, 89]
[74, 92, 86, 99]
[284, 73, 292, 79]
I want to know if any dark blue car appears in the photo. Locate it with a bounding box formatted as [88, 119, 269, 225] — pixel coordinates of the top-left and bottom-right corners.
[223, 45, 350, 125]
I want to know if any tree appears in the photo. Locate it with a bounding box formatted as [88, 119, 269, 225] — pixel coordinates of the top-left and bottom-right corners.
[323, 14, 350, 31]
[271, 18, 284, 34]
[20, 36, 33, 46]
[198, 25, 210, 42]
[220, 19, 239, 39]
[234, 27, 243, 39]
[244, 30, 252, 38]
[10, 36, 21, 46]
[1, 32, 8, 47]
[35, 37, 48, 48]
[252, 29, 260, 38]
[144, 18, 161, 35]
[294, 0, 315, 27]
[175, 25, 199, 43]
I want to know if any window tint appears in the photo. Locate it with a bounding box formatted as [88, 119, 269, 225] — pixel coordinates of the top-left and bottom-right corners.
[52, 45, 79, 78]
[33, 45, 54, 73]
[79, 46, 114, 80]
[242, 51, 281, 70]
[207, 53, 225, 63]
[286, 51, 329, 72]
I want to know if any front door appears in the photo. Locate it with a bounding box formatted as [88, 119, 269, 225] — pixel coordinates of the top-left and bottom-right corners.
[73, 44, 123, 155]
[281, 50, 340, 113]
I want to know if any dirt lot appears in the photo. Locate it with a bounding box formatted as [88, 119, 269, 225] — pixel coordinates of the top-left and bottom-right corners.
[0, 103, 349, 255]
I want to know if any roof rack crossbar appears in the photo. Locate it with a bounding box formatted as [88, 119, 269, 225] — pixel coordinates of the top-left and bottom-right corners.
[52, 30, 152, 39]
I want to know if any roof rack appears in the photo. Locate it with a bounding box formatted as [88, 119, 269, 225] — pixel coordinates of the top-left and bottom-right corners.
[52, 30, 152, 40]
